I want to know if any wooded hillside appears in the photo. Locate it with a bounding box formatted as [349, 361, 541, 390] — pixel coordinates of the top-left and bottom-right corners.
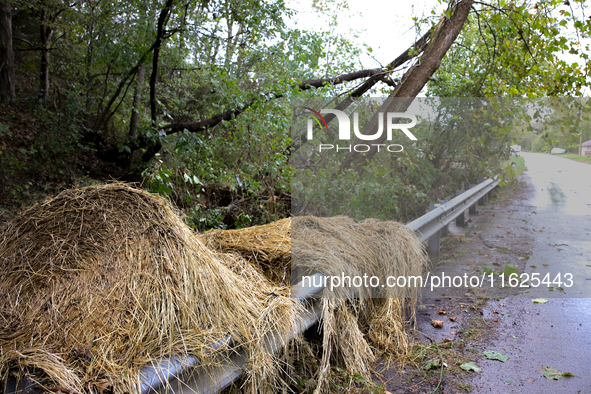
[0, 0, 588, 228]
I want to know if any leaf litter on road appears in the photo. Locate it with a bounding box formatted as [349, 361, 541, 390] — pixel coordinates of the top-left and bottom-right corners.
[532, 298, 549, 304]
[503, 264, 518, 277]
[424, 359, 447, 370]
[460, 362, 481, 372]
[430, 320, 444, 328]
[483, 350, 509, 362]
[538, 366, 574, 380]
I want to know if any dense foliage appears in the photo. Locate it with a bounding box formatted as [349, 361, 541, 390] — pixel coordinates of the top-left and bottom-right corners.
[291, 97, 523, 221]
[0, 0, 589, 228]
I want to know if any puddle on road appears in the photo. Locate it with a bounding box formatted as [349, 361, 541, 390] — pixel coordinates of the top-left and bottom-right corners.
[522, 153, 591, 216]
[548, 182, 566, 206]
[528, 178, 591, 216]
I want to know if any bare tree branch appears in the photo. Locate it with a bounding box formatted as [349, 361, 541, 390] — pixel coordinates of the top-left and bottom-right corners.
[163, 26, 436, 136]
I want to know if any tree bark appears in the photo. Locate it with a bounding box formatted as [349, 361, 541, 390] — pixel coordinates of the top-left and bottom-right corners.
[0, 0, 15, 103]
[140, 0, 174, 162]
[39, 8, 53, 101]
[149, 0, 174, 125]
[129, 63, 145, 139]
[338, 0, 474, 172]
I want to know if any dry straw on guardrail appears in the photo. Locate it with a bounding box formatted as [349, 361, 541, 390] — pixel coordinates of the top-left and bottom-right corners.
[0, 183, 427, 394]
[294, 216, 426, 390]
[200, 218, 291, 283]
[0, 184, 301, 393]
[205, 215, 428, 392]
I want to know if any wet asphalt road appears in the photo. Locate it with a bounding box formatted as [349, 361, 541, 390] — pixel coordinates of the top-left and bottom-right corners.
[469, 153, 591, 393]
[522, 152, 591, 298]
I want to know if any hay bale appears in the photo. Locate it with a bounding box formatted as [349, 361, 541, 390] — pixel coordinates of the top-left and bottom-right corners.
[292, 216, 425, 299]
[200, 218, 291, 283]
[0, 184, 301, 393]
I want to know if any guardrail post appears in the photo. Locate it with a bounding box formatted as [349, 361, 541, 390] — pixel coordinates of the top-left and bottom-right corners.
[455, 190, 466, 226]
[478, 178, 488, 205]
[427, 203, 441, 259]
[468, 184, 479, 214]
[439, 200, 449, 237]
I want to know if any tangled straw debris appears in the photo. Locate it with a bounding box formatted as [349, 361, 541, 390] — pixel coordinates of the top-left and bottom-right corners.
[291, 216, 427, 390]
[0, 184, 300, 393]
[204, 215, 428, 392]
[1, 184, 428, 394]
[200, 218, 291, 283]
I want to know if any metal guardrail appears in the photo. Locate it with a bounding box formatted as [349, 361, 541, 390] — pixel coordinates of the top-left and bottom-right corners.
[138, 274, 325, 394]
[137, 177, 500, 394]
[407, 178, 500, 255]
[407, 178, 497, 242]
[5, 179, 499, 394]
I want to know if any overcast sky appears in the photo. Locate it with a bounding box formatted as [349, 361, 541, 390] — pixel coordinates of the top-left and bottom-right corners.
[286, 0, 590, 95]
[287, 0, 444, 69]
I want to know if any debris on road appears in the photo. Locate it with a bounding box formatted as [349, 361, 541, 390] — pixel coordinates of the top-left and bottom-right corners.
[538, 366, 575, 380]
[483, 350, 509, 362]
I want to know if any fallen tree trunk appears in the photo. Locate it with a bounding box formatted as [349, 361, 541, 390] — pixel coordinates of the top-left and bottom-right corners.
[97, 1, 471, 174]
[338, 0, 475, 172]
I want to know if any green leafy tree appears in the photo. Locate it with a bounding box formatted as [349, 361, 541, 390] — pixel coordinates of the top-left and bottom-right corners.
[427, 0, 589, 97]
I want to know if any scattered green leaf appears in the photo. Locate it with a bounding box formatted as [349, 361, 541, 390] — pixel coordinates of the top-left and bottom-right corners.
[538, 366, 574, 380]
[425, 359, 446, 370]
[460, 362, 481, 373]
[483, 350, 509, 362]
[503, 264, 518, 277]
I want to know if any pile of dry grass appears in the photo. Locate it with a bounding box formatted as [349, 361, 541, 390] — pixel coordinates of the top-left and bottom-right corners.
[441, 232, 471, 247]
[292, 216, 425, 299]
[204, 215, 428, 392]
[0, 183, 428, 394]
[200, 218, 291, 283]
[291, 216, 427, 391]
[0, 184, 301, 393]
